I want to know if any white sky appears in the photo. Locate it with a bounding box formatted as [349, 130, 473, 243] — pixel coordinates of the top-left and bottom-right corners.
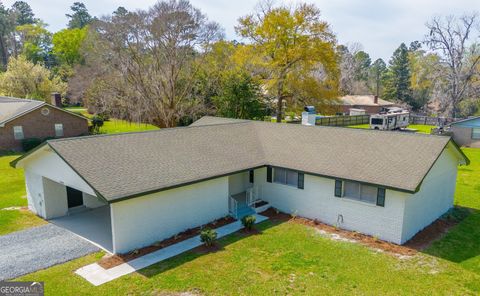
[3, 0, 479, 61]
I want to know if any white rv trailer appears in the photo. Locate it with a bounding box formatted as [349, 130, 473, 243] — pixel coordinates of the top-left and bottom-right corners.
[370, 108, 410, 130]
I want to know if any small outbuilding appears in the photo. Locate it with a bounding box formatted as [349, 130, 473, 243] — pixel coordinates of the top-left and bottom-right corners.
[448, 116, 480, 148]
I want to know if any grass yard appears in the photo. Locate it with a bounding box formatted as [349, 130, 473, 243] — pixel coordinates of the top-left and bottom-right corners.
[425, 148, 480, 275]
[0, 209, 46, 235]
[65, 107, 159, 134]
[17, 220, 480, 295]
[0, 153, 27, 209]
[0, 153, 46, 233]
[348, 123, 436, 134]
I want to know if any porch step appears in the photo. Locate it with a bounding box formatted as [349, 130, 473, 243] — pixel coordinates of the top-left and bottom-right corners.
[236, 206, 255, 219]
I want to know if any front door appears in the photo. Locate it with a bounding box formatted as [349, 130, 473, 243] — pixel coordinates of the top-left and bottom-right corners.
[67, 186, 83, 208]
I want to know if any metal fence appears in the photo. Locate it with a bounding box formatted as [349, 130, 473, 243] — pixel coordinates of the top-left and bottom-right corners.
[315, 115, 370, 127]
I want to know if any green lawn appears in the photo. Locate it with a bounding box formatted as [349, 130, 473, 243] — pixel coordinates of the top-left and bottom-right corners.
[99, 120, 159, 134]
[424, 148, 480, 275]
[0, 209, 46, 235]
[18, 220, 480, 295]
[348, 124, 435, 134]
[0, 153, 46, 233]
[0, 153, 26, 209]
[65, 107, 159, 134]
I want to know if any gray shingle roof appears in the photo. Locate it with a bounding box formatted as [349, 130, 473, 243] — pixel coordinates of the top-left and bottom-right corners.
[14, 116, 467, 202]
[0, 97, 44, 125]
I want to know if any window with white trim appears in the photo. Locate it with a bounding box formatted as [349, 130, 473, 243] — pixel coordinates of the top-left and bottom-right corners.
[13, 126, 24, 140]
[54, 123, 63, 137]
[472, 128, 480, 140]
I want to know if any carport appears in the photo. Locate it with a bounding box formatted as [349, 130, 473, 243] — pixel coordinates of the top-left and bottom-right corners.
[49, 205, 113, 253]
[41, 178, 114, 253]
[13, 145, 115, 253]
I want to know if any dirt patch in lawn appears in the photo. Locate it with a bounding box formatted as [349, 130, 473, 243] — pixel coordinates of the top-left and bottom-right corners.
[98, 216, 236, 269]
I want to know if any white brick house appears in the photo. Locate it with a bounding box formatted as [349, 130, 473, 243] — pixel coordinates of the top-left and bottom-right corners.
[12, 117, 468, 253]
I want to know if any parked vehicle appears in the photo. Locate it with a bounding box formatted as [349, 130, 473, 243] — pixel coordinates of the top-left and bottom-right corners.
[370, 108, 410, 130]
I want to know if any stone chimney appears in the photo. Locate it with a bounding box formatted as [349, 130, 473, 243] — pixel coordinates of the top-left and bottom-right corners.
[374, 95, 379, 104]
[51, 92, 62, 107]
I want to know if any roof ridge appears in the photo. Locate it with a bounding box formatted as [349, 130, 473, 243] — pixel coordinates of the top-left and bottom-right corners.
[46, 119, 254, 143]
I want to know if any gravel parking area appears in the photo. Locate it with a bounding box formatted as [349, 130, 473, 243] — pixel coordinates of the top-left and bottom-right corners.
[0, 223, 99, 280]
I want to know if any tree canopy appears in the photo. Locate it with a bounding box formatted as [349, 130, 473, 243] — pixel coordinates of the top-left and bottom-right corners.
[236, 2, 339, 122]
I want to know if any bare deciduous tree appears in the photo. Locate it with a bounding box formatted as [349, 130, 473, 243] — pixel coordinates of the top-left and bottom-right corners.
[79, 0, 223, 127]
[425, 13, 480, 117]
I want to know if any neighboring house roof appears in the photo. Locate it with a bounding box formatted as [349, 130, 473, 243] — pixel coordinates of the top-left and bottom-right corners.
[0, 96, 87, 127]
[340, 95, 395, 106]
[12, 116, 468, 203]
[189, 116, 248, 126]
[449, 116, 480, 126]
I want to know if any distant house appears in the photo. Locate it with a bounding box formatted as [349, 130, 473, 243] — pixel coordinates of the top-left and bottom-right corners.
[11, 117, 468, 254]
[0, 95, 88, 151]
[337, 95, 396, 115]
[448, 116, 480, 147]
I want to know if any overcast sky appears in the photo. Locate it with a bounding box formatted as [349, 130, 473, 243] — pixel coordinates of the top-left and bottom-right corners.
[3, 0, 479, 61]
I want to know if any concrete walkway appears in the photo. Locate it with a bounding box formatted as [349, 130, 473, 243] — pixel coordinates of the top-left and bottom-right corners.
[76, 214, 268, 286]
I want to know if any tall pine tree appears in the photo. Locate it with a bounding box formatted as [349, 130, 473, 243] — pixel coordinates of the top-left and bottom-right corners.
[384, 43, 412, 105]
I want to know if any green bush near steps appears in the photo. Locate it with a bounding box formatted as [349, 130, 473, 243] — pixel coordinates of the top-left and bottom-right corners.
[200, 228, 217, 247]
[241, 215, 256, 231]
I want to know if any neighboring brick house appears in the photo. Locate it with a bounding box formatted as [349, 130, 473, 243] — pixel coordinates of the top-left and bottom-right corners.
[0, 95, 88, 151]
[337, 95, 396, 115]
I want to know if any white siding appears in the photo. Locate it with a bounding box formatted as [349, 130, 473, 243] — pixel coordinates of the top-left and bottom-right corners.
[42, 177, 68, 219]
[21, 148, 99, 218]
[111, 177, 229, 253]
[401, 147, 458, 243]
[254, 167, 407, 244]
[23, 148, 96, 196]
[24, 170, 45, 217]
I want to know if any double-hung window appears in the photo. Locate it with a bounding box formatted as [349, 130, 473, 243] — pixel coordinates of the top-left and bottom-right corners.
[13, 126, 24, 140]
[335, 179, 385, 207]
[273, 167, 304, 189]
[55, 123, 64, 137]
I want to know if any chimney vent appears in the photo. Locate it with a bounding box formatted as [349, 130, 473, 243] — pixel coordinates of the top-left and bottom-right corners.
[51, 92, 62, 107]
[374, 95, 379, 104]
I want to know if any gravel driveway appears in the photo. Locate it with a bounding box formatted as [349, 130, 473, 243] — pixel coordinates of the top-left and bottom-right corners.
[0, 223, 99, 280]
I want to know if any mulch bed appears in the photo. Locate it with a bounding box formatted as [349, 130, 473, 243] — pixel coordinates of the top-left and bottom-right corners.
[98, 216, 236, 269]
[404, 218, 458, 250]
[261, 208, 464, 257]
[259, 208, 291, 222]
